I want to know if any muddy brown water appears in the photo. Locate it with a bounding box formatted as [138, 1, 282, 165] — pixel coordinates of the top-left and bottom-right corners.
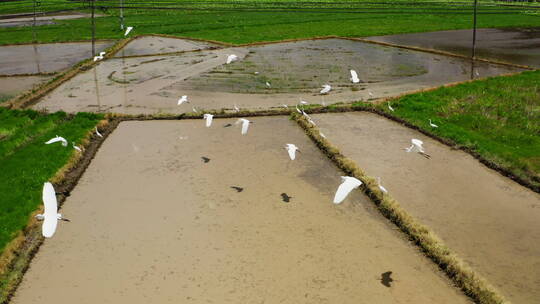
[368, 28, 540, 68]
[11, 118, 471, 304]
[114, 36, 218, 57]
[313, 112, 540, 304]
[0, 75, 52, 101]
[0, 41, 114, 75]
[32, 38, 521, 115]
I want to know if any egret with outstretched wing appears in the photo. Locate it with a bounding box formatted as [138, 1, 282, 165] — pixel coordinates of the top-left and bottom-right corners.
[333, 176, 362, 204]
[285, 144, 299, 160]
[320, 84, 331, 94]
[36, 182, 69, 238]
[226, 54, 238, 64]
[178, 95, 188, 105]
[45, 135, 68, 147]
[236, 118, 251, 135]
[124, 26, 133, 36]
[203, 114, 213, 127]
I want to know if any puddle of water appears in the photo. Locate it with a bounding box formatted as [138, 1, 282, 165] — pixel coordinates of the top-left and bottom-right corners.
[0, 41, 114, 75]
[368, 28, 540, 68]
[114, 36, 218, 57]
[33, 38, 522, 115]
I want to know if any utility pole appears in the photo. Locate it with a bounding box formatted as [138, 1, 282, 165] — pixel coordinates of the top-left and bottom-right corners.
[91, 0, 96, 56]
[120, 0, 125, 30]
[32, 0, 37, 43]
[470, 0, 478, 79]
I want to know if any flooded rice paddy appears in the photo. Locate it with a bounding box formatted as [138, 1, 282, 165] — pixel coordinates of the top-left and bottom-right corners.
[0, 75, 52, 102]
[114, 36, 219, 57]
[11, 118, 471, 304]
[312, 112, 540, 304]
[0, 41, 114, 75]
[368, 28, 540, 68]
[32, 38, 521, 114]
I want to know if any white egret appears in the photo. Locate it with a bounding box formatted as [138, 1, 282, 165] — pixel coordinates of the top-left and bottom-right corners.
[429, 119, 439, 128]
[177, 95, 188, 105]
[233, 104, 240, 112]
[319, 132, 326, 139]
[300, 100, 309, 105]
[236, 118, 251, 135]
[377, 177, 388, 194]
[95, 127, 103, 138]
[388, 102, 395, 112]
[350, 69, 360, 83]
[368, 91, 374, 98]
[333, 176, 363, 204]
[296, 105, 302, 114]
[36, 182, 69, 238]
[226, 54, 238, 64]
[281, 104, 288, 109]
[72, 143, 82, 152]
[254, 71, 259, 75]
[192, 106, 198, 113]
[93, 51, 105, 62]
[285, 144, 299, 160]
[475, 70, 480, 77]
[405, 138, 430, 158]
[45, 135, 68, 147]
[320, 84, 331, 94]
[124, 26, 133, 36]
[203, 114, 213, 127]
[266, 82, 271, 88]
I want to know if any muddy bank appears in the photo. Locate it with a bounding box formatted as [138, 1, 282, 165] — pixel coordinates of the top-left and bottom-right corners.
[368, 28, 540, 68]
[32, 38, 521, 115]
[11, 118, 470, 304]
[312, 112, 540, 304]
[114, 36, 218, 57]
[0, 41, 114, 75]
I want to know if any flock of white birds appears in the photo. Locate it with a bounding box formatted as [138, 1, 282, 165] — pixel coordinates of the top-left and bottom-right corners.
[38, 29, 438, 238]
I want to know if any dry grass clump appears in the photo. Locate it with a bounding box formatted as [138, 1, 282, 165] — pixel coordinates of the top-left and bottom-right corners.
[293, 113, 509, 304]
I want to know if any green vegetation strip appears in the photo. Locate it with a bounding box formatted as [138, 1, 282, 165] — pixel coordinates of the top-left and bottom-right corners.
[372, 70, 540, 190]
[1, 4, 539, 45]
[292, 112, 508, 304]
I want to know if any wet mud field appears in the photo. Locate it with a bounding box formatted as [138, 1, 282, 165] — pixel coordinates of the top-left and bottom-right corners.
[0, 41, 114, 75]
[114, 36, 219, 57]
[0, 12, 99, 28]
[32, 38, 521, 114]
[312, 112, 540, 304]
[10, 118, 471, 304]
[0, 75, 52, 101]
[368, 28, 540, 68]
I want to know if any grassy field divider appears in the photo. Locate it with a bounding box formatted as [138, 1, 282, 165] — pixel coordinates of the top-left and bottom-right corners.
[0, 117, 119, 304]
[292, 112, 509, 304]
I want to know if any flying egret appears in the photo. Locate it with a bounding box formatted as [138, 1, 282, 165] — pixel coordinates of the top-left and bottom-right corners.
[72, 142, 82, 152]
[235, 118, 251, 135]
[95, 127, 103, 138]
[203, 114, 213, 127]
[226, 54, 238, 64]
[350, 69, 360, 83]
[266, 82, 271, 88]
[388, 102, 395, 112]
[124, 26, 133, 36]
[285, 144, 300, 160]
[377, 177, 388, 194]
[320, 84, 331, 94]
[429, 119, 439, 128]
[333, 176, 363, 204]
[45, 135, 68, 147]
[36, 182, 69, 238]
[300, 100, 309, 105]
[405, 138, 430, 158]
[177, 95, 188, 105]
[233, 104, 240, 112]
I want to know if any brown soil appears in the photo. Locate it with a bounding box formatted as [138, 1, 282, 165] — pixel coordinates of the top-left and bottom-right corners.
[114, 36, 218, 57]
[0, 75, 52, 99]
[0, 41, 114, 75]
[31, 38, 521, 115]
[312, 112, 540, 304]
[11, 118, 470, 304]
